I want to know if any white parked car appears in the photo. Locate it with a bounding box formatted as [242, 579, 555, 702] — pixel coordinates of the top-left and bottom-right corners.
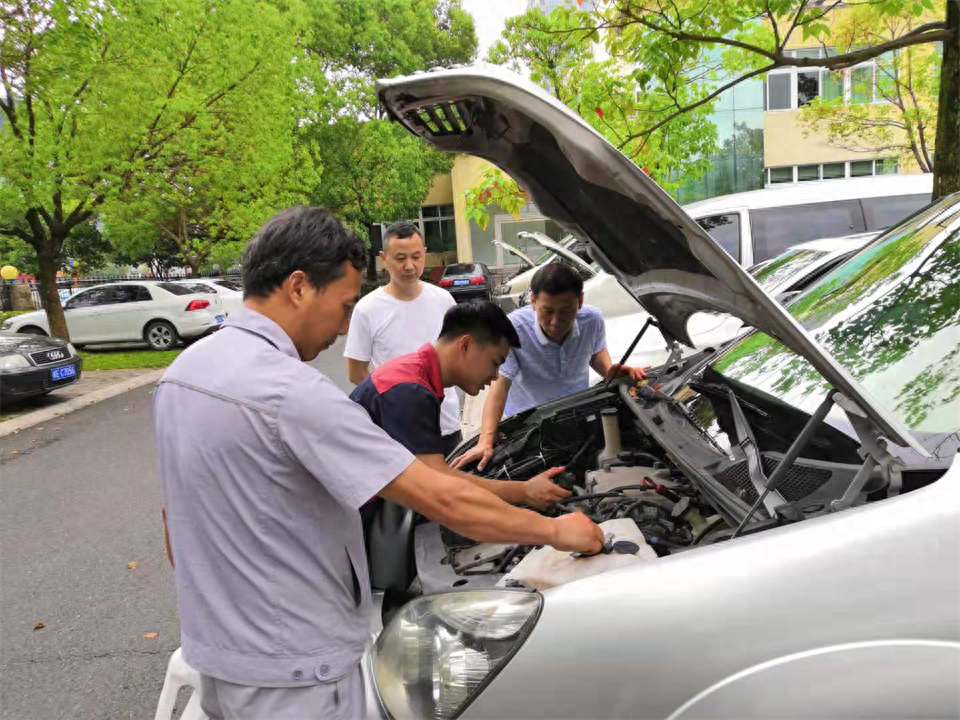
[173, 278, 244, 316]
[493, 235, 589, 311]
[685, 172, 933, 267]
[1, 281, 224, 350]
[599, 232, 881, 377]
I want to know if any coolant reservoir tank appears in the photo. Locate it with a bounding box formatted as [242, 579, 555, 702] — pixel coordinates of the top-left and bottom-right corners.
[598, 407, 622, 465]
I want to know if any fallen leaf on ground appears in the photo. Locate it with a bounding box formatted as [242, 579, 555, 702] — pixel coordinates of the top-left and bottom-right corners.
[33, 622, 44, 631]
[142, 632, 159, 639]
[11, 450, 19, 455]
[127, 561, 138, 570]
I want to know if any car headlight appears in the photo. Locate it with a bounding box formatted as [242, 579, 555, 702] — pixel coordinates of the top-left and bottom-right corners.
[374, 591, 541, 720]
[67, 343, 77, 356]
[0, 354, 31, 371]
[1, 320, 13, 331]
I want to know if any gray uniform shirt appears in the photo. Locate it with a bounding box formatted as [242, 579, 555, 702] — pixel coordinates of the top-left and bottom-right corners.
[154, 309, 415, 687]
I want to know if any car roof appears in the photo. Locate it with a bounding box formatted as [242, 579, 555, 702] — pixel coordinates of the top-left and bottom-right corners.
[683, 174, 933, 216]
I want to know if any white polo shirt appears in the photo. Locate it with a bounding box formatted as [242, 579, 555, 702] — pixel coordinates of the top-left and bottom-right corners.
[344, 283, 461, 435]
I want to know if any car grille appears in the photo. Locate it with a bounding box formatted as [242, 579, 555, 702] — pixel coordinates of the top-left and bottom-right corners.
[713, 456, 832, 505]
[30, 348, 71, 365]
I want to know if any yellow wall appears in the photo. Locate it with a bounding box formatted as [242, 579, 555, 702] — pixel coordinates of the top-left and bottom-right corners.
[764, 110, 885, 167]
[422, 173, 454, 206]
[449, 155, 495, 263]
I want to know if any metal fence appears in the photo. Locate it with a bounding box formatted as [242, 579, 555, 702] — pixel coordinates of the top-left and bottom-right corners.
[1, 272, 244, 312]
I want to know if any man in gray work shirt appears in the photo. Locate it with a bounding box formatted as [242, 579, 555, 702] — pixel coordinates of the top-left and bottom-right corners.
[154, 206, 602, 720]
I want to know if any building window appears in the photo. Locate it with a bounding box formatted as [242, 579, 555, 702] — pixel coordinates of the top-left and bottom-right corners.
[768, 73, 791, 110]
[766, 48, 883, 111]
[797, 71, 820, 106]
[769, 166, 794, 184]
[380, 204, 457, 255]
[822, 162, 845, 179]
[767, 159, 899, 186]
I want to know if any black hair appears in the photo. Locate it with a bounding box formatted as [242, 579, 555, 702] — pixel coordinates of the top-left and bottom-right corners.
[439, 300, 521, 348]
[382, 221, 423, 252]
[530, 262, 584, 297]
[241, 206, 365, 299]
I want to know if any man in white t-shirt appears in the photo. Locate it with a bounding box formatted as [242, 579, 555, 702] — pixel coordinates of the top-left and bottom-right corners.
[345, 221, 462, 452]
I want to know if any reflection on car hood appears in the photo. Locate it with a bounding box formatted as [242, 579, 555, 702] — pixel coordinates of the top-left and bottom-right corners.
[0, 333, 67, 355]
[377, 63, 923, 451]
[492, 240, 537, 268]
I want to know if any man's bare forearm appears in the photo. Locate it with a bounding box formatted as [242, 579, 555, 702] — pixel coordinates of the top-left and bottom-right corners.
[420, 453, 525, 504]
[380, 460, 557, 545]
[480, 376, 511, 445]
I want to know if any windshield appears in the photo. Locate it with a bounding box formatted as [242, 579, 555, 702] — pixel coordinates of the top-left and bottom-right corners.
[752, 249, 830, 292]
[688, 194, 960, 446]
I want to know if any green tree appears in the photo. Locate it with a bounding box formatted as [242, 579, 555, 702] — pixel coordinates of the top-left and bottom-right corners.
[0, 0, 306, 340]
[299, 0, 477, 277]
[585, 0, 957, 198]
[798, 7, 942, 173]
[487, 7, 718, 191]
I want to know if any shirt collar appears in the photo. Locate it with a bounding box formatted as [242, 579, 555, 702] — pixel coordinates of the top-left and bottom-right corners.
[416, 343, 445, 399]
[224, 308, 300, 360]
[534, 315, 581, 346]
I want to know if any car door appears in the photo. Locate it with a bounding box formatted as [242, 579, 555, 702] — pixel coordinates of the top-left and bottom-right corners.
[99, 285, 155, 341]
[62, 287, 114, 343]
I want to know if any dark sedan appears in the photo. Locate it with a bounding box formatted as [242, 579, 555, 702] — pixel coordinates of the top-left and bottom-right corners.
[439, 263, 493, 302]
[0, 333, 82, 403]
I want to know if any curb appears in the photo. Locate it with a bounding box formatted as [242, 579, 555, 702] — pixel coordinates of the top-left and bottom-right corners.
[0, 368, 166, 438]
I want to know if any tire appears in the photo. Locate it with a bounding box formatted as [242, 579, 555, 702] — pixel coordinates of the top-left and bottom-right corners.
[19, 326, 47, 336]
[144, 320, 178, 351]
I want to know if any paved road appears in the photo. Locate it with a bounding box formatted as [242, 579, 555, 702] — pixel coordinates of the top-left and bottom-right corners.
[0, 338, 353, 719]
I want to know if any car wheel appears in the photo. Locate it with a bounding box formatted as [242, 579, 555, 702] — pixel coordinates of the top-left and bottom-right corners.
[144, 320, 178, 351]
[19, 326, 47, 336]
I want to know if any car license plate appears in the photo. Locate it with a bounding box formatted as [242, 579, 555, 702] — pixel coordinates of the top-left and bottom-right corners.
[51, 364, 77, 382]
[453, 279, 469, 286]
[215, 315, 224, 323]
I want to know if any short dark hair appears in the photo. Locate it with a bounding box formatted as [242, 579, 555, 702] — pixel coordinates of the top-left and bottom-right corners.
[383, 221, 423, 252]
[439, 301, 521, 348]
[242, 206, 365, 299]
[530, 262, 583, 297]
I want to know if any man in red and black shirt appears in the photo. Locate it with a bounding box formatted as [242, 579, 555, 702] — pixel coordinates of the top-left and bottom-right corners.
[350, 301, 572, 511]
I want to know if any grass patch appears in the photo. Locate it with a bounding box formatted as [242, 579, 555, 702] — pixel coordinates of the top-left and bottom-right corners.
[79, 348, 182, 371]
[0, 310, 31, 325]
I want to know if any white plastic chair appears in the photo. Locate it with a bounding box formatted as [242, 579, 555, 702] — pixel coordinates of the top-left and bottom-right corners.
[155, 647, 207, 720]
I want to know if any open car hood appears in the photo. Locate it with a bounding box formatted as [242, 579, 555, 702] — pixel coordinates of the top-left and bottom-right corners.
[516, 231, 594, 274]
[492, 239, 537, 268]
[377, 64, 923, 451]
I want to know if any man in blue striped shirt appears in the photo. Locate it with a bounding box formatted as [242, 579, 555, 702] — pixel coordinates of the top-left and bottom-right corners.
[452, 263, 645, 472]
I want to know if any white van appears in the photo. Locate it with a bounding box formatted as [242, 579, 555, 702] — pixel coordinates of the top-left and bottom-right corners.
[684, 173, 933, 266]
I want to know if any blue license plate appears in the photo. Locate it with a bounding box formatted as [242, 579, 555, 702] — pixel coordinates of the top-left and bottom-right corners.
[453, 279, 469, 286]
[51, 364, 77, 381]
[215, 315, 224, 323]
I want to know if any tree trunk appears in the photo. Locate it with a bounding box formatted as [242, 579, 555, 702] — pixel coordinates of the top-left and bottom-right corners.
[932, 0, 960, 199]
[37, 249, 70, 341]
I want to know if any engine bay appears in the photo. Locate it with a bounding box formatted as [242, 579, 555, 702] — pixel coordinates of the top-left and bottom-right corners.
[399, 350, 944, 597]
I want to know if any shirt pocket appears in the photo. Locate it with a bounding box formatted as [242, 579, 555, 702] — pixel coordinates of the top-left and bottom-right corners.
[344, 542, 368, 610]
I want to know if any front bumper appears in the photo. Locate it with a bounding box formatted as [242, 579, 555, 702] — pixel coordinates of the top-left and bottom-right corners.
[0, 356, 83, 400]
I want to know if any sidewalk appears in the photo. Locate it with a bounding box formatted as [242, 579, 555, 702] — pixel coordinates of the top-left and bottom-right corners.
[0, 368, 164, 436]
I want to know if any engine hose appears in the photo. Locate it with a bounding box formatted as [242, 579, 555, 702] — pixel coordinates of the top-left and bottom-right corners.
[556, 492, 623, 505]
[567, 432, 598, 468]
[496, 544, 524, 573]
